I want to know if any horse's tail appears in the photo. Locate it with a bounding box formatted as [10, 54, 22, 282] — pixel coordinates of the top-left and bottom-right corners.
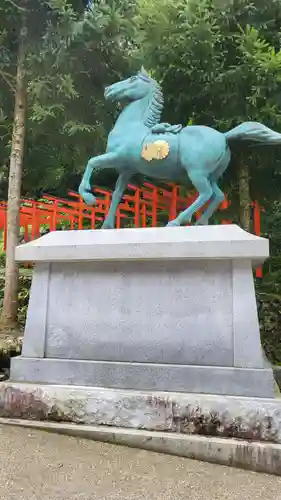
[224, 121, 281, 145]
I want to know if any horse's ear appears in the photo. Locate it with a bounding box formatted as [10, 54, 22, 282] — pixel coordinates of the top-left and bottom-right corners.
[140, 66, 150, 78]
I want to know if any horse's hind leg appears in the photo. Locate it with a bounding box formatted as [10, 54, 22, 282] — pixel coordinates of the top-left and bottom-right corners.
[102, 172, 132, 229]
[195, 150, 230, 225]
[195, 182, 224, 226]
[167, 172, 213, 226]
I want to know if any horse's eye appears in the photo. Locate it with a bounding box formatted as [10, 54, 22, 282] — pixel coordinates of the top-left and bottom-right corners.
[130, 76, 137, 82]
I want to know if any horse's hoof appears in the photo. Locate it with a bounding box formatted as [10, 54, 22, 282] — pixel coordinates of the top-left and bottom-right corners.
[101, 222, 114, 229]
[166, 220, 180, 227]
[195, 219, 209, 226]
[79, 190, 95, 206]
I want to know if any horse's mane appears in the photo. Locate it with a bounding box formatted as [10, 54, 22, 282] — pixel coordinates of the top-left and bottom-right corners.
[138, 70, 164, 128]
[145, 83, 164, 128]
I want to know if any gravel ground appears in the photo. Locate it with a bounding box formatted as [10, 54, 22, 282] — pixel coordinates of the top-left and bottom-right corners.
[1, 424, 281, 500]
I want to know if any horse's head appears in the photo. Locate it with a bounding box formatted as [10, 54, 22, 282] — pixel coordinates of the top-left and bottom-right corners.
[104, 68, 155, 103]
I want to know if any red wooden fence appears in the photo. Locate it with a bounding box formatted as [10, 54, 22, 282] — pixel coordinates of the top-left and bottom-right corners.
[0, 182, 263, 276]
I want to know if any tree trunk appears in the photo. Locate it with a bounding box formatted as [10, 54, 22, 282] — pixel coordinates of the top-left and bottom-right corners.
[1, 27, 26, 327]
[238, 161, 251, 232]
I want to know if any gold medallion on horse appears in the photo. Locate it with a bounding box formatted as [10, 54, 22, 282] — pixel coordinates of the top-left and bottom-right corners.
[141, 140, 169, 162]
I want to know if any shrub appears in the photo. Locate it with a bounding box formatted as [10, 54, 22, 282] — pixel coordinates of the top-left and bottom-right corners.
[0, 270, 32, 328]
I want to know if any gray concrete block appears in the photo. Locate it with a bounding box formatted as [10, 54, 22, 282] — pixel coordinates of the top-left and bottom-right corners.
[232, 260, 264, 368]
[10, 357, 275, 397]
[15, 225, 269, 264]
[45, 260, 234, 366]
[12, 225, 273, 398]
[21, 263, 50, 358]
[1, 383, 281, 442]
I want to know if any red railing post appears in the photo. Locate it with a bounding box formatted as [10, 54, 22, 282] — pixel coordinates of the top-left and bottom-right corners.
[134, 188, 140, 227]
[253, 201, 263, 278]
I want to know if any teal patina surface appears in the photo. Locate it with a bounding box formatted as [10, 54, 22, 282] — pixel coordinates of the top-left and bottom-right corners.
[79, 68, 281, 228]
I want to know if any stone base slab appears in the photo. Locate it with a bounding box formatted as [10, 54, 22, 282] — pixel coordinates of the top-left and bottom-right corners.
[1, 418, 281, 476]
[1, 382, 281, 443]
[10, 357, 275, 398]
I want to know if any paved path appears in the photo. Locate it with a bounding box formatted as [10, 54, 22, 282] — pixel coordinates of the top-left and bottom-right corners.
[1, 425, 281, 500]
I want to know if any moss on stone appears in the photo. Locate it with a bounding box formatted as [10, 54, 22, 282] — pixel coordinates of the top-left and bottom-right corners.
[0, 332, 23, 356]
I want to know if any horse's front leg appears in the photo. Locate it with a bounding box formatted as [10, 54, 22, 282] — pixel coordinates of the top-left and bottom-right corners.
[102, 172, 132, 229]
[79, 153, 117, 205]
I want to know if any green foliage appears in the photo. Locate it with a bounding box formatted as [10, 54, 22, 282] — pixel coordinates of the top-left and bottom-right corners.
[0, 0, 136, 199]
[0, 270, 31, 327]
[133, 0, 281, 205]
[255, 201, 281, 364]
[256, 276, 281, 365]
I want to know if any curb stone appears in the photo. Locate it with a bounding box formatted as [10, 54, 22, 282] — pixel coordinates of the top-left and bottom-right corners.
[0, 418, 281, 476]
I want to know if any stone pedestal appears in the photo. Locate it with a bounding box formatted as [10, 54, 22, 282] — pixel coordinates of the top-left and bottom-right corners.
[10, 225, 274, 398]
